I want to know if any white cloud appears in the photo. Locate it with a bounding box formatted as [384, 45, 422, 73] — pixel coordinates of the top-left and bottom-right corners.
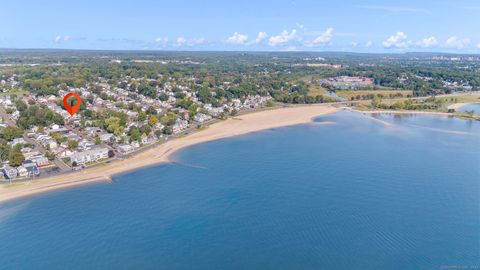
[351, 42, 358, 47]
[365, 41, 373, 47]
[382, 32, 410, 48]
[54, 35, 70, 43]
[268, 29, 299, 46]
[303, 28, 334, 47]
[188, 38, 208, 46]
[445, 36, 470, 49]
[416, 36, 438, 48]
[477, 43, 480, 49]
[307, 28, 334, 46]
[250, 32, 268, 45]
[176, 37, 186, 46]
[226, 32, 248, 45]
[155, 37, 168, 45]
[174, 37, 209, 47]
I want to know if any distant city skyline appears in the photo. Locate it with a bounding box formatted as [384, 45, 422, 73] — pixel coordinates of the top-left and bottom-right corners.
[1, 0, 479, 53]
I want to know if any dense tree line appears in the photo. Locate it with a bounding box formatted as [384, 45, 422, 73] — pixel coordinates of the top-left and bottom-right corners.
[1, 51, 478, 107]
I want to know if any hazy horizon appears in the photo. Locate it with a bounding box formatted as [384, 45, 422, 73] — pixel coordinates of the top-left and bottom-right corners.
[0, 48, 479, 55]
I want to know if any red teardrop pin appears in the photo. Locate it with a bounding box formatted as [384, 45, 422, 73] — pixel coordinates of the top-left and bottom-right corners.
[63, 92, 82, 116]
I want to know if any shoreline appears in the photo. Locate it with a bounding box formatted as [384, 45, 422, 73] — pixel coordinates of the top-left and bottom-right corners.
[447, 102, 478, 111]
[0, 104, 338, 203]
[351, 109, 453, 116]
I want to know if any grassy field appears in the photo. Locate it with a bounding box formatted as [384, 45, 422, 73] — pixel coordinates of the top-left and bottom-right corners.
[437, 94, 480, 104]
[336, 90, 413, 100]
[352, 93, 480, 121]
[307, 86, 328, 97]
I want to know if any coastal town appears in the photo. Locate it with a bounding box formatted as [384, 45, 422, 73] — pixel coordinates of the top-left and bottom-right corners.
[0, 51, 478, 182]
[0, 72, 273, 181]
[2, 1, 480, 269]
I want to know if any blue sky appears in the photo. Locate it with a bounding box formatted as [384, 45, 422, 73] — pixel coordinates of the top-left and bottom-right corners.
[1, 0, 479, 53]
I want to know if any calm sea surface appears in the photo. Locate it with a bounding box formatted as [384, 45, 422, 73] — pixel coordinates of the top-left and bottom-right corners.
[0, 111, 479, 269]
[459, 103, 480, 114]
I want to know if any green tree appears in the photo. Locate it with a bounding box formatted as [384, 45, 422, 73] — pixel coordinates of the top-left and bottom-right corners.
[0, 126, 23, 141]
[67, 140, 79, 149]
[0, 143, 11, 162]
[15, 99, 28, 112]
[9, 149, 25, 166]
[148, 115, 158, 127]
[138, 111, 147, 121]
[371, 96, 382, 109]
[105, 117, 124, 136]
[163, 126, 173, 135]
[160, 112, 177, 126]
[45, 151, 56, 161]
[129, 127, 142, 142]
[146, 106, 157, 115]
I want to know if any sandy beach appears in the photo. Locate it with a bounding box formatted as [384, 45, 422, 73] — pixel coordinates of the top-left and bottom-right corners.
[447, 102, 480, 111]
[0, 104, 338, 203]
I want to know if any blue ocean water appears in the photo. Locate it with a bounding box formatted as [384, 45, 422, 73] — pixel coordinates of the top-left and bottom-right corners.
[459, 103, 480, 114]
[0, 111, 479, 270]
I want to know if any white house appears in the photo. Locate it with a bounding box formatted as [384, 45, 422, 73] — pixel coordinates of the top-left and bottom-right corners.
[117, 144, 134, 154]
[193, 113, 212, 123]
[30, 156, 49, 167]
[2, 165, 18, 179]
[172, 119, 188, 134]
[99, 133, 114, 142]
[48, 140, 58, 150]
[11, 137, 27, 146]
[16, 166, 28, 177]
[22, 160, 40, 176]
[70, 147, 109, 164]
[58, 149, 74, 158]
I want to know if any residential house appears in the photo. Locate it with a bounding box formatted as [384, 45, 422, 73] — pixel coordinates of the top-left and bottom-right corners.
[99, 133, 114, 142]
[141, 134, 150, 144]
[30, 156, 49, 167]
[58, 149, 74, 158]
[85, 127, 102, 136]
[70, 147, 109, 164]
[2, 165, 17, 179]
[193, 113, 212, 123]
[11, 137, 27, 146]
[117, 144, 134, 154]
[79, 139, 95, 150]
[22, 160, 40, 176]
[172, 119, 188, 134]
[21, 147, 33, 154]
[16, 166, 28, 177]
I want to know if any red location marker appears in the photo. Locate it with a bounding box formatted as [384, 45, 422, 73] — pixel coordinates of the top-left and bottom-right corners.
[63, 92, 82, 116]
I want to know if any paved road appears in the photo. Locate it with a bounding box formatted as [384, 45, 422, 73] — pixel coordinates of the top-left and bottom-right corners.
[0, 106, 16, 126]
